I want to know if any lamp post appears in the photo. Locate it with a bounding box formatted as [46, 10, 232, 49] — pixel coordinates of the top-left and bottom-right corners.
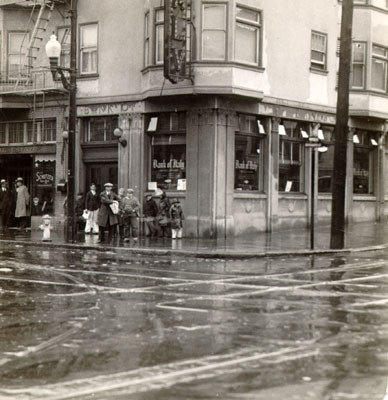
[45, 0, 77, 243]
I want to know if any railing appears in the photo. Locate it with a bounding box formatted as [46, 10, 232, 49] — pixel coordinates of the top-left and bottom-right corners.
[0, 68, 67, 95]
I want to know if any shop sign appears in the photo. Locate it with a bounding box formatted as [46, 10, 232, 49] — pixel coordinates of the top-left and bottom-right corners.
[235, 160, 258, 171]
[153, 159, 185, 169]
[36, 171, 54, 186]
[164, 0, 190, 83]
[77, 102, 143, 116]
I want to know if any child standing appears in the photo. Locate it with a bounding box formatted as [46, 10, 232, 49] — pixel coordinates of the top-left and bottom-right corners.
[170, 198, 184, 239]
[120, 188, 140, 242]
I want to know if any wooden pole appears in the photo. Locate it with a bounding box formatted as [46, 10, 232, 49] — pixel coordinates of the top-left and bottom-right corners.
[330, 0, 353, 249]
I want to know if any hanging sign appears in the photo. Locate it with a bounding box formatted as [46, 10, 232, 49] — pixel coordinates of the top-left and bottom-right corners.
[164, 0, 190, 83]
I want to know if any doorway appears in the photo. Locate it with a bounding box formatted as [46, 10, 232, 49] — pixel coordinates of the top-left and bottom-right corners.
[85, 162, 118, 194]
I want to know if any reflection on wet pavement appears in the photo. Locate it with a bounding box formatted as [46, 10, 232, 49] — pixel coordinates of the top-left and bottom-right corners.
[0, 245, 387, 399]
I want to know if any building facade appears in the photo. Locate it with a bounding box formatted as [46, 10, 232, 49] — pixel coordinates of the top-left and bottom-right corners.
[0, 0, 387, 237]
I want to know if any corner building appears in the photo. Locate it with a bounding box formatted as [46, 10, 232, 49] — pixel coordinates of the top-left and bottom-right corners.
[0, 0, 387, 237]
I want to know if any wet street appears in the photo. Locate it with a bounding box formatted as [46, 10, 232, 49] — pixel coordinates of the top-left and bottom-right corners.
[0, 244, 387, 400]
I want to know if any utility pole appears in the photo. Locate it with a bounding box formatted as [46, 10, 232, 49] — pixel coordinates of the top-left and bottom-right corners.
[330, 0, 353, 249]
[67, 0, 77, 242]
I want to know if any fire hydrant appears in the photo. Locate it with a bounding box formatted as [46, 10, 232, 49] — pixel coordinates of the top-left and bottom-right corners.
[39, 214, 52, 242]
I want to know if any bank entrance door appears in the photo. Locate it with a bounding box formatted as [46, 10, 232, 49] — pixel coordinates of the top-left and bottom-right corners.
[85, 162, 118, 194]
[0, 154, 33, 191]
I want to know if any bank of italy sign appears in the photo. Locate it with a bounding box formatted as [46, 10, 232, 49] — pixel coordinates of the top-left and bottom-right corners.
[164, 0, 191, 84]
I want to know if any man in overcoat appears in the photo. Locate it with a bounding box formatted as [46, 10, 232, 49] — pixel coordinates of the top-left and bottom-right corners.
[97, 182, 119, 243]
[0, 179, 14, 230]
[14, 177, 29, 229]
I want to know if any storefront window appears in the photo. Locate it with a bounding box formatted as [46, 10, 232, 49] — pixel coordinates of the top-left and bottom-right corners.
[83, 116, 118, 142]
[235, 114, 263, 191]
[318, 125, 335, 193]
[353, 131, 377, 194]
[32, 161, 55, 215]
[279, 120, 306, 192]
[148, 112, 186, 191]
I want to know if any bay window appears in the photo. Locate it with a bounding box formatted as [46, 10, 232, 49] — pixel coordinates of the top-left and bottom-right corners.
[352, 42, 366, 89]
[202, 3, 227, 61]
[371, 45, 387, 92]
[155, 8, 164, 64]
[235, 6, 261, 66]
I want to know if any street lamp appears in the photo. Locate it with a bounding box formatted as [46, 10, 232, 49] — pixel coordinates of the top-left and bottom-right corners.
[45, 0, 77, 243]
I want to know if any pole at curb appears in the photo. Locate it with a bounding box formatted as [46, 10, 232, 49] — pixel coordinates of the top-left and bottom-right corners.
[330, 0, 353, 249]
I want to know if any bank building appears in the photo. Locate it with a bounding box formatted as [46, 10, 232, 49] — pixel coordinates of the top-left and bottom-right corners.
[0, 0, 387, 238]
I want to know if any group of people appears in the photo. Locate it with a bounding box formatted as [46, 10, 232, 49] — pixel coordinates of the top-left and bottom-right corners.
[76, 183, 184, 244]
[0, 177, 30, 231]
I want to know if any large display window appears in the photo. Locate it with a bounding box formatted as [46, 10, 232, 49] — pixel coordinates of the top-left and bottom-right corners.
[234, 114, 264, 191]
[148, 112, 186, 191]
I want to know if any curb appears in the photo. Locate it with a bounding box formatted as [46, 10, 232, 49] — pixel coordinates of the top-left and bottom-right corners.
[1, 239, 387, 259]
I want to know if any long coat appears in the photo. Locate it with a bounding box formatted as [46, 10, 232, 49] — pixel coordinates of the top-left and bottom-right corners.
[15, 184, 29, 218]
[97, 190, 119, 227]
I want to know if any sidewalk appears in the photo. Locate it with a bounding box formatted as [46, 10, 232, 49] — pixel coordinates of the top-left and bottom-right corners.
[0, 221, 388, 258]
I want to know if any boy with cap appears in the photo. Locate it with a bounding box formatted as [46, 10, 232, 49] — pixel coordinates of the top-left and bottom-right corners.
[120, 188, 140, 242]
[170, 198, 184, 239]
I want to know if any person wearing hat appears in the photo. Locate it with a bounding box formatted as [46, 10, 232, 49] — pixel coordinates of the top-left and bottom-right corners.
[120, 188, 140, 242]
[97, 182, 119, 243]
[14, 177, 30, 229]
[0, 179, 14, 230]
[156, 190, 171, 238]
[169, 198, 184, 239]
[143, 193, 159, 237]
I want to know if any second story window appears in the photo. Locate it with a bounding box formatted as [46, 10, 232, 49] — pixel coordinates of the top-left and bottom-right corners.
[155, 9, 164, 64]
[202, 3, 227, 61]
[8, 32, 29, 78]
[371, 44, 387, 92]
[352, 42, 366, 89]
[83, 116, 118, 143]
[144, 12, 150, 67]
[235, 6, 261, 66]
[311, 31, 327, 71]
[80, 24, 98, 75]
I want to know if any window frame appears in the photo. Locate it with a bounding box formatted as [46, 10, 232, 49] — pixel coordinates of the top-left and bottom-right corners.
[234, 114, 265, 192]
[144, 11, 150, 67]
[201, 2, 228, 61]
[310, 30, 328, 71]
[234, 4, 262, 66]
[83, 116, 118, 143]
[371, 43, 388, 93]
[351, 41, 367, 89]
[154, 7, 164, 65]
[57, 26, 71, 70]
[7, 31, 30, 79]
[79, 23, 98, 76]
[147, 112, 187, 192]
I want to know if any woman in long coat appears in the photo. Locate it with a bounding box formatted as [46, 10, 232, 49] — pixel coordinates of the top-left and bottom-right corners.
[97, 182, 119, 243]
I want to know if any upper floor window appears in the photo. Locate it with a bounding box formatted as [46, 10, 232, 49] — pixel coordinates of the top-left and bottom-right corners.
[57, 27, 70, 69]
[83, 116, 118, 143]
[311, 31, 327, 71]
[8, 32, 29, 78]
[202, 3, 227, 61]
[371, 44, 387, 92]
[352, 42, 366, 89]
[235, 6, 261, 66]
[144, 12, 150, 67]
[80, 24, 98, 75]
[155, 8, 164, 64]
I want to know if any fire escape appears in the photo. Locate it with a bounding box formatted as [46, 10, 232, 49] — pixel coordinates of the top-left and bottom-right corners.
[0, 0, 67, 97]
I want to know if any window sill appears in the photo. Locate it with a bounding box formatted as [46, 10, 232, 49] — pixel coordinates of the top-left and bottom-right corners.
[353, 194, 376, 200]
[234, 191, 266, 199]
[77, 73, 99, 80]
[309, 67, 328, 75]
[279, 193, 308, 199]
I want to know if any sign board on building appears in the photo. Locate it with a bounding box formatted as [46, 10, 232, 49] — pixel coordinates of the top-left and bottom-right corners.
[164, 0, 190, 83]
